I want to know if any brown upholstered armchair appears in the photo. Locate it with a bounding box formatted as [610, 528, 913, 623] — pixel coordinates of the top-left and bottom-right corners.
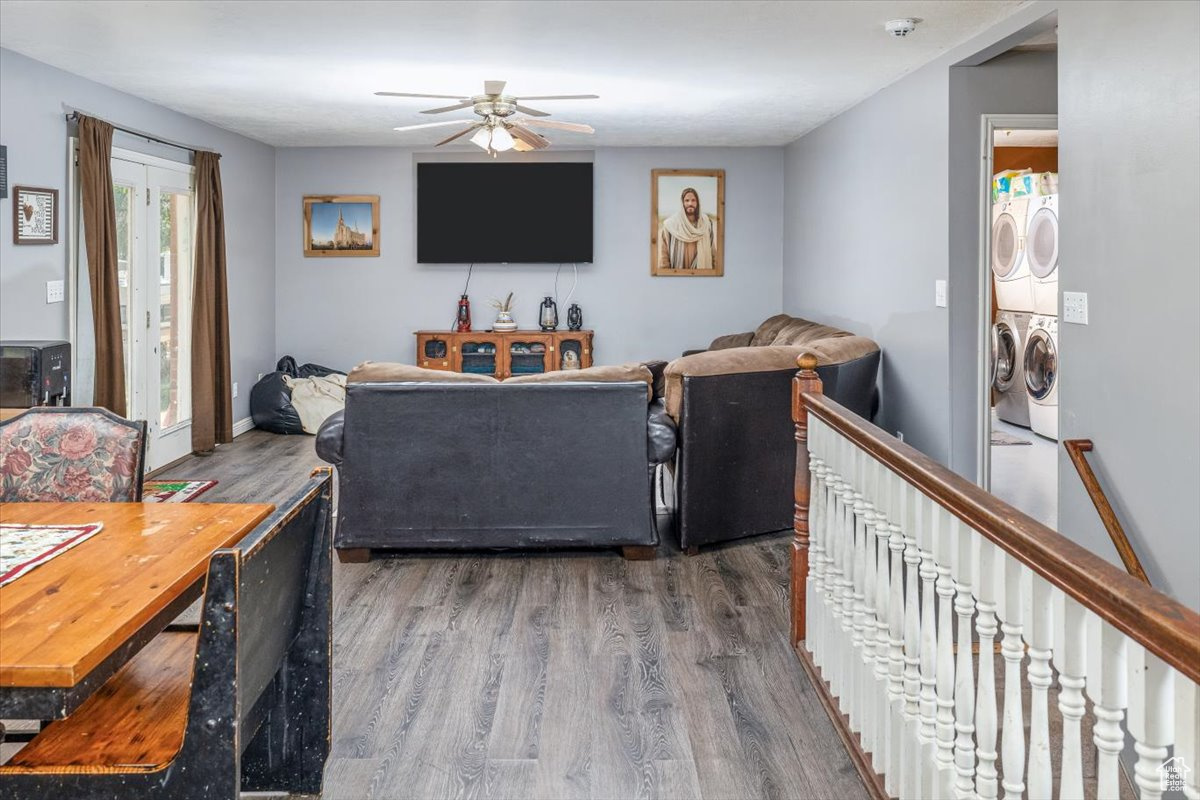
[665, 314, 880, 552]
[0, 407, 148, 502]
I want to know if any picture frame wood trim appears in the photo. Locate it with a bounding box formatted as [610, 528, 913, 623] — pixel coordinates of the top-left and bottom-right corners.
[13, 186, 59, 245]
[650, 168, 724, 277]
[302, 194, 380, 257]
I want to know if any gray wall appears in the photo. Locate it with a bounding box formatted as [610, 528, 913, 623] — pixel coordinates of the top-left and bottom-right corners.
[781, 6, 1055, 464]
[0, 48, 276, 422]
[948, 51, 1058, 477]
[1057, 1, 1200, 610]
[275, 146, 785, 369]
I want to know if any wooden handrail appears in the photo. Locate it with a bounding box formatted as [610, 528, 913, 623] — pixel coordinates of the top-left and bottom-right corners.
[792, 358, 1200, 683]
[1063, 439, 1151, 585]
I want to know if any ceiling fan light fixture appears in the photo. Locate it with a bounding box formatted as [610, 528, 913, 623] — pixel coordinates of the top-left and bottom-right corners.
[469, 126, 492, 149]
[490, 125, 515, 152]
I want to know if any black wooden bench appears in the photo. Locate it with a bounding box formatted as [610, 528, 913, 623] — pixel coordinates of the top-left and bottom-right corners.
[0, 467, 334, 799]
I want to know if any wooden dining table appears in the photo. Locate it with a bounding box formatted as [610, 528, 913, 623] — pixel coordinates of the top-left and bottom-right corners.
[0, 501, 273, 720]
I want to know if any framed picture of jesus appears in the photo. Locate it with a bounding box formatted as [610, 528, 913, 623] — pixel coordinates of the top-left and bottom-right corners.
[650, 169, 724, 277]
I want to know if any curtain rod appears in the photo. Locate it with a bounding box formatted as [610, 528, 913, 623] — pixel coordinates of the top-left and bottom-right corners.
[65, 110, 216, 154]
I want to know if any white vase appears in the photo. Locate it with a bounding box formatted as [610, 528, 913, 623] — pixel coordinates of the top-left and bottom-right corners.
[493, 311, 517, 331]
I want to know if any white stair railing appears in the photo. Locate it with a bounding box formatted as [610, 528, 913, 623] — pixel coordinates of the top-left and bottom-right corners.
[788, 355, 1200, 800]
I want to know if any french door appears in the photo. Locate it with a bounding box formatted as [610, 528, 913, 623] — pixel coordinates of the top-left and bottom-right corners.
[110, 157, 196, 470]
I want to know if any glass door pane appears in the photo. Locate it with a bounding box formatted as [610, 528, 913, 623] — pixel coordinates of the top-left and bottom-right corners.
[157, 189, 192, 429]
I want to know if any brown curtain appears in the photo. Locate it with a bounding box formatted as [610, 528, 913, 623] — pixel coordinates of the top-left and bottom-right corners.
[191, 151, 233, 453]
[78, 116, 126, 416]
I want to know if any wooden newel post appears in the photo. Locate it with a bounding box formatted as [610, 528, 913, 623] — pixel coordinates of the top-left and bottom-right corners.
[791, 352, 823, 647]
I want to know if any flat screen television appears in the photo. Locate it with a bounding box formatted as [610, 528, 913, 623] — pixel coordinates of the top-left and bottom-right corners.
[417, 162, 593, 263]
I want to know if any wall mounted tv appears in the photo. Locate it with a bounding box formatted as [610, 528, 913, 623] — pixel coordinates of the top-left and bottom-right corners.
[417, 162, 593, 264]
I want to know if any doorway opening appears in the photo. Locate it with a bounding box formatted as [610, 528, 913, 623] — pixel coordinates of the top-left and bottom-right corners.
[979, 117, 1059, 528]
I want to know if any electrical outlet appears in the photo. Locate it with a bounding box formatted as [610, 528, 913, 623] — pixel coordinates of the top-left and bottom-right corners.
[896, 431, 904, 442]
[46, 280, 64, 303]
[934, 280, 947, 308]
[232, 382, 239, 399]
[257, 373, 264, 381]
[1063, 291, 1088, 324]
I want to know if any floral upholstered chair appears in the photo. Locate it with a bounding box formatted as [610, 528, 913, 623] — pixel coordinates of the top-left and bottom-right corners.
[0, 408, 148, 502]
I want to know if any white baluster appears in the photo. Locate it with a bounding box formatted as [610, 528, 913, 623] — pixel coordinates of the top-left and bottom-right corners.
[1175, 672, 1199, 800]
[824, 464, 845, 691]
[858, 456, 881, 757]
[901, 483, 923, 800]
[1085, 613, 1127, 800]
[839, 441, 857, 712]
[974, 538, 1000, 800]
[1128, 643, 1175, 800]
[952, 515, 977, 799]
[874, 460, 894, 784]
[849, 471, 868, 731]
[1052, 590, 1087, 800]
[885, 471, 907, 797]
[1023, 572, 1054, 799]
[999, 555, 1028, 800]
[916, 492, 939, 800]
[932, 506, 957, 800]
[808, 449, 827, 664]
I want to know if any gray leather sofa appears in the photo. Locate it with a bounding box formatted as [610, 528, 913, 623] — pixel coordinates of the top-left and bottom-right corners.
[315, 363, 676, 561]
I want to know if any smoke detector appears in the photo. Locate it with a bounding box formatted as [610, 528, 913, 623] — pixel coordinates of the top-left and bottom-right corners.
[885, 18, 919, 37]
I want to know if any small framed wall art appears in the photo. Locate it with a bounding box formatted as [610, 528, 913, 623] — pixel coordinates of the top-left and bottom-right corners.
[303, 194, 380, 257]
[13, 185, 58, 245]
[651, 168, 724, 277]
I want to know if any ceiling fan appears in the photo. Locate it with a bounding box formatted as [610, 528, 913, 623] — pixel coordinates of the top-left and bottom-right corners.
[377, 80, 597, 153]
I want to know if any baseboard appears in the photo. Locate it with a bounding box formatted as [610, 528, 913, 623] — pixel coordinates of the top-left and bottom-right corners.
[232, 416, 256, 437]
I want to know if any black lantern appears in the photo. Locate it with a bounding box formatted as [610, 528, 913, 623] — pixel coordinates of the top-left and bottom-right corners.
[567, 303, 583, 331]
[539, 296, 559, 331]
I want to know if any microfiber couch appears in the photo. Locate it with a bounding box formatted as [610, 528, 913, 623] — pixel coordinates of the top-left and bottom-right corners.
[315, 362, 676, 561]
[665, 314, 880, 552]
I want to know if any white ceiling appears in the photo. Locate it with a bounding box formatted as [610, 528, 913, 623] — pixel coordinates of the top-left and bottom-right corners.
[0, 0, 1026, 148]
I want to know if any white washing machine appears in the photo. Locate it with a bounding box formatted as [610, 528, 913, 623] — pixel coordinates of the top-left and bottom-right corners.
[1026, 193, 1059, 315]
[992, 310, 1031, 427]
[992, 197, 1034, 312]
[1024, 314, 1058, 440]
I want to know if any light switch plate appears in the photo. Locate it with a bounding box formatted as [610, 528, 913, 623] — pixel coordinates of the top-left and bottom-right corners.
[46, 280, 64, 303]
[1063, 291, 1088, 324]
[232, 382, 239, 399]
[934, 279, 947, 308]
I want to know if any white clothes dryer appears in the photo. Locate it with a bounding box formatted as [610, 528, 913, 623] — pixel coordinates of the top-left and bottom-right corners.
[992, 310, 1031, 427]
[992, 197, 1034, 312]
[1024, 314, 1058, 440]
[1026, 193, 1059, 315]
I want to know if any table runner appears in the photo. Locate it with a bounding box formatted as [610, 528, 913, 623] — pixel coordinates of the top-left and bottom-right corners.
[0, 522, 103, 586]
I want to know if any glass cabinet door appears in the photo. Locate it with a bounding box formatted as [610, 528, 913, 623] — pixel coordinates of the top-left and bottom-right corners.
[458, 338, 500, 376]
[506, 336, 551, 376]
[555, 334, 591, 371]
[418, 336, 451, 370]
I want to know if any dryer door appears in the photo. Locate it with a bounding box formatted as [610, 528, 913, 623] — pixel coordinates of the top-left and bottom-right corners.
[993, 323, 1019, 391]
[1027, 203, 1059, 279]
[991, 211, 1022, 279]
[1024, 328, 1057, 401]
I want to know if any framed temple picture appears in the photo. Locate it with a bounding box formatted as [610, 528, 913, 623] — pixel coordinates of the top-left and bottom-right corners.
[650, 169, 724, 276]
[13, 186, 58, 245]
[303, 194, 380, 257]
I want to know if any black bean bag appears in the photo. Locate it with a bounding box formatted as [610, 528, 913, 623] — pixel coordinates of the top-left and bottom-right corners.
[251, 356, 347, 435]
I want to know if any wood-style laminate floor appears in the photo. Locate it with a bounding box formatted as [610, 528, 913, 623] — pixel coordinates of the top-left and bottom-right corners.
[157, 430, 868, 800]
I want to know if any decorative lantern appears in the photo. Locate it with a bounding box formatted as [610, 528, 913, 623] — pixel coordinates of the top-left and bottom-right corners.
[539, 296, 559, 331]
[455, 294, 472, 332]
[567, 303, 583, 331]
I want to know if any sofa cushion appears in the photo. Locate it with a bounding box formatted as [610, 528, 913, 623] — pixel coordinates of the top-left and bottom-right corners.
[769, 318, 852, 347]
[663, 336, 880, 420]
[749, 314, 796, 346]
[348, 361, 499, 384]
[502, 363, 653, 400]
[707, 331, 754, 351]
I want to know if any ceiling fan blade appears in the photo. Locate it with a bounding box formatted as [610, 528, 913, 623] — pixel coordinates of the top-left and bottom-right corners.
[516, 118, 594, 134]
[508, 124, 551, 150]
[376, 91, 469, 100]
[484, 80, 507, 95]
[393, 119, 478, 132]
[512, 139, 534, 152]
[435, 124, 482, 146]
[516, 94, 599, 101]
[420, 101, 475, 115]
[513, 104, 550, 117]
